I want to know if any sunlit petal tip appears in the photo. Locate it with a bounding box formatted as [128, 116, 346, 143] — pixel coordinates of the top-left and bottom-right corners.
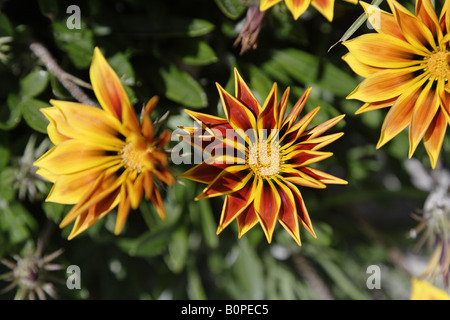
[260, 0, 283, 11]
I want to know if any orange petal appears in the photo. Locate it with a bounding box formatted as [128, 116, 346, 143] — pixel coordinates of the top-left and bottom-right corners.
[415, 0, 442, 40]
[254, 177, 281, 243]
[311, 0, 334, 22]
[217, 177, 257, 234]
[285, 150, 333, 167]
[409, 80, 441, 158]
[377, 79, 425, 148]
[300, 166, 348, 185]
[388, 0, 436, 52]
[283, 87, 312, 132]
[423, 110, 447, 169]
[285, 0, 312, 20]
[178, 161, 229, 184]
[347, 66, 425, 102]
[90, 47, 139, 131]
[360, 2, 406, 41]
[280, 167, 327, 189]
[343, 33, 424, 68]
[355, 98, 396, 115]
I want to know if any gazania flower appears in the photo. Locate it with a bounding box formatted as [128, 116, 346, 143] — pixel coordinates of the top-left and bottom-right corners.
[410, 278, 450, 300]
[343, 0, 450, 169]
[178, 68, 347, 245]
[259, 0, 358, 21]
[34, 47, 174, 240]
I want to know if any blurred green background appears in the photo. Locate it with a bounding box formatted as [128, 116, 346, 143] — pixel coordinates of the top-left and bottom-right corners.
[0, 0, 445, 300]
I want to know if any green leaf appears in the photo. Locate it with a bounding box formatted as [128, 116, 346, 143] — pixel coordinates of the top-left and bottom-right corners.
[118, 225, 174, 257]
[20, 69, 49, 98]
[0, 94, 22, 130]
[270, 48, 359, 97]
[21, 99, 51, 134]
[198, 199, 219, 249]
[157, 65, 207, 108]
[52, 21, 94, 69]
[214, 0, 246, 19]
[164, 226, 189, 273]
[178, 40, 218, 66]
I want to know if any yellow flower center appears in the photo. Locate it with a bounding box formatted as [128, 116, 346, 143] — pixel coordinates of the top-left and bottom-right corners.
[426, 51, 450, 80]
[120, 142, 149, 172]
[247, 140, 280, 177]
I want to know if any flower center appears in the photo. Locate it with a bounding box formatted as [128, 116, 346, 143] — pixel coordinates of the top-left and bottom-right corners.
[247, 140, 280, 177]
[426, 51, 450, 80]
[120, 142, 148, 172]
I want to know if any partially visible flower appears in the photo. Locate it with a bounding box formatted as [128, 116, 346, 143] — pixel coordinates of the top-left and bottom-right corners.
[12, 134, 50, 201]
[34, 47, 174, 240]
[410, 277, 450, 300]
[0, 240, 64, 300]
[409, 162, 450, 286]
[260, 0, 358, 21]
[234, 5, 266, 55]
[178, 68, 346, 245]
[343, 0, 450, 169]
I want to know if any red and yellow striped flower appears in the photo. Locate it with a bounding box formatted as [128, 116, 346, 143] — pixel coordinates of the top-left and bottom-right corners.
[178, 69, 347, 245]
[343, 0, 450, 168]
[34, 47, 174, 239]
[260, 0, 358, 21]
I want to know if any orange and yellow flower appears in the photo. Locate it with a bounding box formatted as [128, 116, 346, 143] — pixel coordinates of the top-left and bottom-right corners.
[343, 0, 450, 168]
[178, 69, 347, 245]
[410, 277, 450, 300]
[260, 0, 358, 21]
[34, 47, 174, 240]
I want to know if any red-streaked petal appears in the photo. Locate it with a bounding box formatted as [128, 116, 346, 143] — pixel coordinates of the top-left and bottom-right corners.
[285, 150, 333, 167]
[424, 110, 447, 169]
[280, 168, 326, 189]
[343, 33, 424, 68]
[273, 179, 301, 245]
[234, 68, 261, 116]
[195, 165, 252, 200]
[286, 182, 315, 237]
[283, 87, 312, 131]
[311, 0, 334, 22]
[281, 107, 320, 149]
[347, 66, 425, 102]
[115, 185, 131, 235]
[217, 177, 257, 234]
[216, 82, 258, 132]
[178, 161, 228, 184]
[409, 80, 441, 158]
[254, 177, 281, 243]
[237, 202, 259, 238]
[257, 82, 278, 131]
[305, 114, 345, 139]
[300, 167, 348, 185]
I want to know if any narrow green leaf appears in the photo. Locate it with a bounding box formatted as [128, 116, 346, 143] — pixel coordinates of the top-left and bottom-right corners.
[214, 0, 246, 19]
[21, 99, 51, 134]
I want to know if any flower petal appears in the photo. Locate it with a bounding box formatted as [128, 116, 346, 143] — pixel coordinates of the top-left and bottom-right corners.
[285, 0, 312, 20]
[377, 79, 425, 148]
[257, 82, 279, 131]
[347, 66, 425, 102]
[237, 202, 259, 238]
[360, 1, 406, 41]
[342, 53, 384, 78]
[388, 0, 437, 52]
[195, 165, 252, 200]
[311, 0, 334, 22]
[234, 68, 261, 116]
[354, 98, 397, 115]
[415, 0, 442, 39]
[254, 177, 281, 243]
[90, 47, 139, 131]
[260, 0, 283, 11]
[217, 177, 257, 234]
[273, 179, 301, 245]
[423, 110, 447, 169]
[409, 80, 441, 158]
[343, 33, 424, 68]
[286, 182, 315, 237]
